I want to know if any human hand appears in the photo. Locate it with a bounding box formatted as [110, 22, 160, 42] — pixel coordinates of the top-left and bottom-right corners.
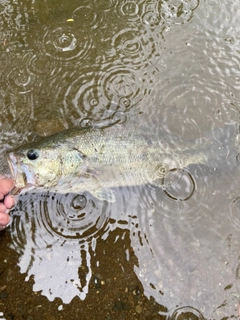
[0, 177, 15, 230]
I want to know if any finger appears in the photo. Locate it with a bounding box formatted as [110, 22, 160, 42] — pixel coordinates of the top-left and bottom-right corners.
[0, 203, 7, 212]
[0, 212, 10, 226]
[4, 195, 15, 209]
[0, 179, 14, 196]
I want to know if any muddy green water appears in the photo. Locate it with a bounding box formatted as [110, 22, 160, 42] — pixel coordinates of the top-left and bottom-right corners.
[1, 0, 240, 319]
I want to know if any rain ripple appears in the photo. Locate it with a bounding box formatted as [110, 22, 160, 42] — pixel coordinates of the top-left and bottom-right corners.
[116, 1, 141, 23]
[162, 168, 195, 201]
[100, 65, 154, 111]
[10, 191, 112, 246]
[141, 1, 162, 29]
[27, 52, 59, 77]
[112, 28, 156, 67]
[41, 23, 93, 63]
[54, 68, 112, 122]
[7, 65, 36, 95]
[114, 0, 200, 29]
[113, 1, 162, 31]
[146, 165, 211, 223]
[72, 5, 103, 30]
[52, 65, 155, 124]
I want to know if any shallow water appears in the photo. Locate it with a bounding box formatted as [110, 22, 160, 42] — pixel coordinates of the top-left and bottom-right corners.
[1, 0, 240, 319]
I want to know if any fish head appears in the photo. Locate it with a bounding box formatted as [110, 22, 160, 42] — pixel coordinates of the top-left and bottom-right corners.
[7, 141, 64, 190]
[7, 129, 90, 192]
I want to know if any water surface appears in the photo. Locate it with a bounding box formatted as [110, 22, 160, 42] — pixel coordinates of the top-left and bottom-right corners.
[1, 0, 240, 319]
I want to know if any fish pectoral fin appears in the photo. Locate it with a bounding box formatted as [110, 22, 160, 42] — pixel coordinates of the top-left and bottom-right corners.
[91, 187, 116, 203]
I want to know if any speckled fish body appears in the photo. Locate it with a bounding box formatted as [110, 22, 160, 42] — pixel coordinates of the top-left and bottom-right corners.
[7, 124, 207, 201]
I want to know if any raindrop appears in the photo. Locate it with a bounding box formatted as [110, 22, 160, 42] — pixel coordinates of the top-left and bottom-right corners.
[80, 118, 94, 128]
[71, 195, 87, 211]
[155, 163, 169, 178]
[89, 98, 99, 107]
[119, 97, 131, 109]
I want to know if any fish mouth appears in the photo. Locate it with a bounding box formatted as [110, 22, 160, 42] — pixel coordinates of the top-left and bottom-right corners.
[7, 152, 36, 191]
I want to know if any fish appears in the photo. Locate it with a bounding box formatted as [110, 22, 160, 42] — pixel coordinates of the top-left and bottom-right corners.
[7, 123, 233, 202]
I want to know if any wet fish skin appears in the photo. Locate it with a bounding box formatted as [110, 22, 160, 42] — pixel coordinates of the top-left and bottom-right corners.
[7, 124, 207, 201]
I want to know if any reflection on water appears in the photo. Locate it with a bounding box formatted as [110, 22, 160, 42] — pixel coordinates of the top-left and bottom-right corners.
[10, 191, 115, 303]
[1, 0, 240, 318]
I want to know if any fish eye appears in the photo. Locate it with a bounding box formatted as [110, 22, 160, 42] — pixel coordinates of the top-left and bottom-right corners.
[27, 149, 39, 160]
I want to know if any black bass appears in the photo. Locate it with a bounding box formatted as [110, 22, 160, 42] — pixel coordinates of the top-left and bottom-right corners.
[7, 124, 220, 202]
